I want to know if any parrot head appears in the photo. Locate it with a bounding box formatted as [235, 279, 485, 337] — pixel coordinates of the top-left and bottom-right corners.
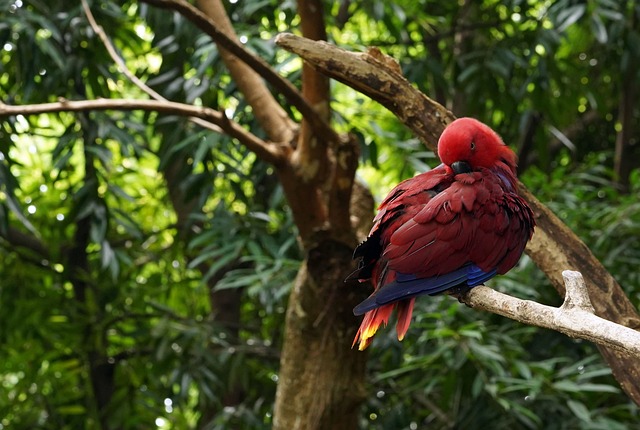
[437, 117, 517, 175]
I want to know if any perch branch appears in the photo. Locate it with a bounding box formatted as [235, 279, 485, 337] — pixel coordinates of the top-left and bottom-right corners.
[0, 99, 284, 165]
[457, 271, 640, 357]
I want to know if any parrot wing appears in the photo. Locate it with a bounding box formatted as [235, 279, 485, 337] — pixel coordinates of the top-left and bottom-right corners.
[352, 168, 534, 315]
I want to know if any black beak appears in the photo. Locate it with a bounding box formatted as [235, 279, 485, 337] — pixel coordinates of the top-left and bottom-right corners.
[451, 161, 472, 174]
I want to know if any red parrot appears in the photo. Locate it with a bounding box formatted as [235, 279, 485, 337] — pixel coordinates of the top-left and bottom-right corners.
[348, 117, 535, 350]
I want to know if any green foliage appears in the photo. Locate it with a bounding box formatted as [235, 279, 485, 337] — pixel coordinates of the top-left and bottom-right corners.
[1, 0, 639, 429]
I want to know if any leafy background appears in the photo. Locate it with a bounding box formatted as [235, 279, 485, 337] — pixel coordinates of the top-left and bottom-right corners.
[1, 0, 639, 428]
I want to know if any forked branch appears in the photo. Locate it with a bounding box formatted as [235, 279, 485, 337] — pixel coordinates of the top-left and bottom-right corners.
[457, 271, 640, 357]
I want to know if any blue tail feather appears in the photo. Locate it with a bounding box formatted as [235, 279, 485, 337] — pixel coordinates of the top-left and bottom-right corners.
[353, 263, 497, 316]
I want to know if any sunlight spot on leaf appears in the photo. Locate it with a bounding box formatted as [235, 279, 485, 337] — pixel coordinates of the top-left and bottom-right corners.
[135, 23, 153, 41]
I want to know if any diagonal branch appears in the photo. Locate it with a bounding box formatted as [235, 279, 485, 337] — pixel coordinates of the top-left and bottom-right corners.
[2, 226, 50, 258]
[457, 271, 640, 357]
[81, 0, 164, 101]
[140, 0, 341, 146]
[81, 0, 228, 137]
[0, 99, 285, 165]
[276, 33, 456, 147]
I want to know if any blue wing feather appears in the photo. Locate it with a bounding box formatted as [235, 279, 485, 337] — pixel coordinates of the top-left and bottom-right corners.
[353, 264, 497, 316]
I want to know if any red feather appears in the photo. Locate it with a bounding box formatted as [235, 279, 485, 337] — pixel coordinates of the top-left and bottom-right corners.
[349, 118, 535, 350]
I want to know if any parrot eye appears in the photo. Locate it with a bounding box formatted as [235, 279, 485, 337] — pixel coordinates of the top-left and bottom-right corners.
[470, 141, 476, 150]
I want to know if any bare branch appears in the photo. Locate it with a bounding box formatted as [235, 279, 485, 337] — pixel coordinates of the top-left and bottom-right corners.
[275, 33, 455, 148]
[0, 99, 285, 165]
[81, 0, 164, 101]
[81, 0, 233, 138]
[458, 271, 640, 357]
[140, 0, 341, 146]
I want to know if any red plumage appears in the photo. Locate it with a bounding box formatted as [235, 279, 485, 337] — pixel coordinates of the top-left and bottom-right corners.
[349, 118, 535, 350]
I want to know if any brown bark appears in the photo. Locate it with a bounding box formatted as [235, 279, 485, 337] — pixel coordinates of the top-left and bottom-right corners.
[272, 3, 369, 428]
[0, 98, 286, 165]
[273, 239, 368, 430]
[275, 34, 455, 147]
[142, 3, 370, 428]
[520, 186, 640, 398]
[275, 33, 640, 405]
[141, 0, 339, 146]
[195, 0, 295, 144]
[294, 0, 332, 187]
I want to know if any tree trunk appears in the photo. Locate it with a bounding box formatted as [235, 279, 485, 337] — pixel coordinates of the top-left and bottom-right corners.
[273, 238, 368, 430]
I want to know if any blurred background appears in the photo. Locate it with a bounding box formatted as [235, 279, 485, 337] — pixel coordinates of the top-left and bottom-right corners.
[1, 0, 639, 428]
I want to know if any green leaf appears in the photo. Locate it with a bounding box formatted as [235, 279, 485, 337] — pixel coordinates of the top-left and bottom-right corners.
[591, 14, 608, 44]
[552, 380, 581, 392]
[557, 4, 586, 32]
[567, 400, 591, 422]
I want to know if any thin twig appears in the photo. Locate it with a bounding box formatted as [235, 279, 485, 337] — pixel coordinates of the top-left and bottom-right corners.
[0, 98, 285, 165]
[81, 0, 165, 101]
[81, 0, 229, 136]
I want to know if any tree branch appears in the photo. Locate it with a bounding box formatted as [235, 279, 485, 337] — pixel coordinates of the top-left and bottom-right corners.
[294, 0, 333, 185]
[82, 0, 244, 140]
[275, 33, 456, 148]
[191, 0, 294, 144]
[81, 0, 164, 101]
[0, 98, 285, 165]
[140, 0, 341, 147]
[457, 271, 640, 357]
